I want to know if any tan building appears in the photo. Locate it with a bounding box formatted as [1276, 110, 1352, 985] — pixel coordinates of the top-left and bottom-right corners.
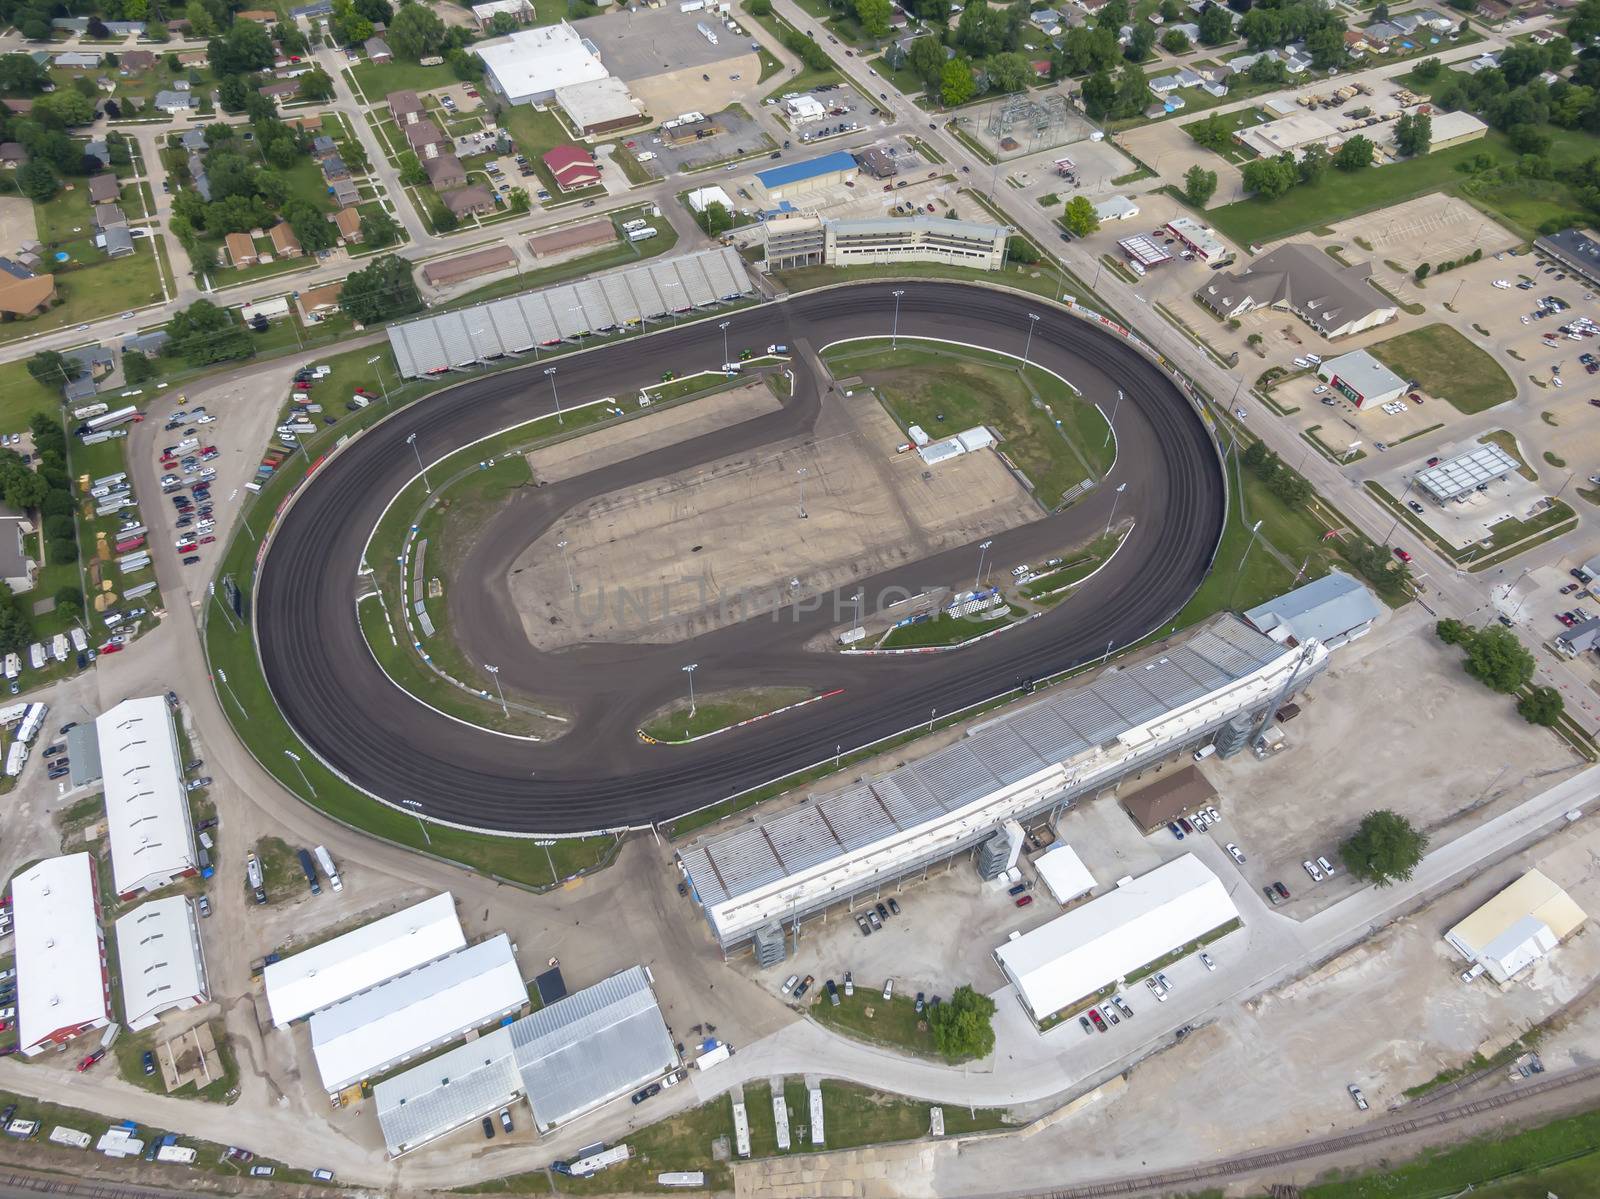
[269, 222, 302, 258]
[824, 216, 1008, 270]
[388, 90, 424, 124]
[423, 154, 466, 190]
[527, 218, 616, 259]
[441, 186, 496, 219]
[421, 246, 516, 287]
[1118, 767, 1216, 834]
[1446, 870, 1586, 984]
[296, 281, 344, 322]
[331, 207, 363, 243]
[224, 232, 258, 268]
[0, 274, 55, 316]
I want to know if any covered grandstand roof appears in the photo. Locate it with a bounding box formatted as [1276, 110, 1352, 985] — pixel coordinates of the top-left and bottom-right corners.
[681, 618, 1288, 927]
[309, 933, 527, 1093]
[388, 247, 754, 377]
[95, 696, 196, 897]
[264, 893, 464, 1027]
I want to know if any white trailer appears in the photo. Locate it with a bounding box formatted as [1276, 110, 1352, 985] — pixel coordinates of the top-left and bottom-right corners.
[50, 634, 68, 663]
[69, 627, 88, 652]
[313, 845, 343, 892]
[4, 741, 27, 778]
[155, 1145, 197, 1164]
[17, 702, 48, 742]
[27, 643, 45, 670]
[2, 654, 16, 681]
[48, 1127, 91, 1149]
[567, 1145, 631, 1176]
[0, 702, 25, 726]
[71, 402, 109, 421]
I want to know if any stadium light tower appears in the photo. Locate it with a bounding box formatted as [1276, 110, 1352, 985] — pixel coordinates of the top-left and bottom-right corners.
[545, 366, 563, 424]
[890, 289, 906, 350]
[682, 662, 699, 718]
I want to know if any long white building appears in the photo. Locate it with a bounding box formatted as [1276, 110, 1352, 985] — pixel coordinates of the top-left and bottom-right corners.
[680, 617, 1325, 951]
[994, 854, 1237, 1022]
[96, 696, 197, 899]
[114, 895, 209, 1030]
[264, 892, 465, 1027]
[474, 21, 608, 106]
[13, 853, 112, 1056]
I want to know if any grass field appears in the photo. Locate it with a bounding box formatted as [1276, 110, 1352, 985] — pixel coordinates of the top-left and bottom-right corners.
[1367, 323, 1515, 414]
[349, 59, 455, 101]
[880, 604, 1022, 649]
[822, 340, 1113, 505]
[808, 985, 945, 1060]
[642, 687, 813, 742]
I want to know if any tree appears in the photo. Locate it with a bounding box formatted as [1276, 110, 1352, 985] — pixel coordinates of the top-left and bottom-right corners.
[1412, 55, 1442, 83]
[1161, 28, 1191, 53]
[331, 0, 375, 45]
[1006, 235, 1041, 264]
[218, 73, 250, 113]
[360, 209, 400, 247]
[940, 58, 976, 106]
[1063, 194, 1100, 238]
[1199, 3, 1233, 45]
[16, 162, 56, 203]
[0, 597, 30, 656]
[908, 36, 946, 88]
[1341, 809, 1428, 886]
[0, 463, 47, 511]
[1518, 685, 1564, 726]
[26, 351, 76, 389]
[1394, 110, 1431, 157]
[1414, 261, 1431, 280]
[1183, 163, 1218, 206]
[1081, 68, 1116, 119]
[168, 299, 254, 366]
[855, 0, 893, 37]
[0, 54, 51, 94]
[397, 151, 428, 187]
[1298, 142, 1329, 184]
[697, 200, 735, 236]
[1241, 155, 1296, 197]
[285, 200, 339, 253]
[987, 51, 1032, 93]
[389, 3, 446, 62]
[299, 68, 336, 103]
[1186, 111, 1235, 152]
[35, 90, 97, 128]
[1462, 625, 1535, 693]
[339, 254, 423, 325]
[1114, 59, 1153, 117]
[53, 584, 83, 616]
[1127, 23, 1156, 62]
[927, 984, 996, 1062]
[1334, 134, 1373, 171]
[1434, 617, 1470, 645]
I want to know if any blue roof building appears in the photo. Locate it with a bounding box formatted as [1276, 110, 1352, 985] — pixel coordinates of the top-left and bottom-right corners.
[755, 150, 858, 199]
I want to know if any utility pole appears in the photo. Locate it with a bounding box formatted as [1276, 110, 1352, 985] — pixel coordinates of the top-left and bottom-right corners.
[1227, 519, 1264, 609]
[682, 662, 699, 717]
[1105, 389, 1122, 447]
[406, 432, 430, 489]
[796, 467, 808, 519]
[1021, 312, 1040, 369]
[484, 663, 508, 717]
[368, 355, 391, 408]
[975, 539, 992, 592]
[545, 366, 562, 423]
[283, 749, 315, 797]
[890, 288, 905, 350]
[1103, 482, 1127, 538]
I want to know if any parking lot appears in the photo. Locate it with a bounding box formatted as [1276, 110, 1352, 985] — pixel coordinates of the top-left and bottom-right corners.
[626, 105, 775, 176]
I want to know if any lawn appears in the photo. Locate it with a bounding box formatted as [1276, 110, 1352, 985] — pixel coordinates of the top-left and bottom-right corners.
[808, 986, 944, 1060]
[348, 59, 456, 101]
[0, 240, 165, 347]
[1182, 106, 1268, 164]
[1367, 323, 1515, 414]
[0, 360, 67, 432]
[642, 687, 813, 742]
[880, 604, 1022, 648]
[113, 1018, 239, 1104]
[497, 103, 603, 200]
[775, 258, 1079, 307]
[822, 340, 1113, 504]
[1201, 131, 1591, 248]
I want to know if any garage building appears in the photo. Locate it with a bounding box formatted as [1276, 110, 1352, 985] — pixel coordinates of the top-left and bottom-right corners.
[1445, 869, 1586, 984]
[527, 218, 617, 259]
[114, 895, 209, 1030]
[13, 853, 112, 1056]
[264, 892, 465, 1027]
[1035, 844, 1096, 905]
[555, 77, 644, 135]
[1315, 348, 1406, 409]
[97, 696, 197, 900]
[994, 854, 1238, 1024]
[475, 22, 609, 107]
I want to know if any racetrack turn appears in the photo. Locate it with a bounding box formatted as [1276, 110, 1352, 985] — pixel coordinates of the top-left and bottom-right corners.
[255, 281, 1226, 835]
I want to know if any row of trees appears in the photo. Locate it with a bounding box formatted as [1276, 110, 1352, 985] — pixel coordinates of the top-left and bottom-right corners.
[1414, 245, 1482, 281]
[1435, 619, 1563, 725]
[1235, 136, 1373, 200]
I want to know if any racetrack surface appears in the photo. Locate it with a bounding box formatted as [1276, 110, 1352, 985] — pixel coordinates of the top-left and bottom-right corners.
[256, 282, 1225, 835]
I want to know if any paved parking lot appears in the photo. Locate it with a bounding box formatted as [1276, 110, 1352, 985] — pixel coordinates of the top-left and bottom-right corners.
[629, 105, 774, 175]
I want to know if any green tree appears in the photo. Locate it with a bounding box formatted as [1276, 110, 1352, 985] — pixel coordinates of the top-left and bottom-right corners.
[360, 209, 400, 247]
[1334, 134, 1374, 171]
[855, 0, 893, 38]
[168, 299, 254, 366]
[1395, 110, 1431, 157]
[299, 68, 336, 103]
[1113, 60, 1152, 117]
[697, 201, 735, 236]
[940, 58, 976, 106]
[1198, 3, 1233, 45]
[1183, 163, 1218, 205]
[1340, 809, 1428, 887]
[53, 584, 83, 616]
[397, 151, 428, 188]
[908, 35, 947, 88]
[0, 596, 31, 655]
[1081, 69, 1116, 119]
[1414, 261, 1431, 280]
[0, 54, 51, 94]
[15, 162, 55, 203]
[1518, 685, 1564, 726]
[339, 254, 423, 325]
[1062, 194, 1100, 238]
[1186, 111, 1235, 152]
[389, 3, 446, 61]
[26, 351, 76, 389]
[1434, 617, 1470, 645]
[1160, 28, 1190, 53]
[1462, 625, 1535, 693]
[1126, 23, 1156, 62]
[121, 353, 156, 385]
[1241, 155, 1296, 197]
[0, 464, 47, 511]
[987, 51, 1032, 93]
[927, 984, 996, 1062]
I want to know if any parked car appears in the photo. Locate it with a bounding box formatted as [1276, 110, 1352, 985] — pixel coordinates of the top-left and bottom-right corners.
[1225, 843, 1246, 864]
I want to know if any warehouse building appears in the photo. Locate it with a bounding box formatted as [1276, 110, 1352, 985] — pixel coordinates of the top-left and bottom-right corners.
[555, 77, 644, 135]
[1446, 870, 1586, 984]
[1194, 243, 1397, 340]
[264, 892, 465, 1027]
[475, 21, 609, 107]
[1035, 844, 1096, 906]
[681, 616, 1327, 952]
[527, 218, 617, 259]
[1315, 349, 1406, 409]
[421, 246, 518, 289]
[96, 696, 197, 900]
[13, 854, 112, 1056]
[1118, 766, 1217, 835]
[309, 934, 528, 1094]
[374, 965, 675, 1154]
[1245, 570, 1383, 649]
[1534, 228, 1600, 289]
[994, 854, 1238, 1024]
[1414, 443, 1519, 503]
[114, 896, 209, 1030]
[755, 150, 858, 201]
[389, 247, 754, 376]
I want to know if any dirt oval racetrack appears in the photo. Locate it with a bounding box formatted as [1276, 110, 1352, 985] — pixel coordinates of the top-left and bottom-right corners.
[255, 281, 1226, 835]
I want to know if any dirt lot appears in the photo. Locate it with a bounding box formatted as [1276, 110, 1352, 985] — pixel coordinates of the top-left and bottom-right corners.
[1204, 605, 1582, 914]
[0, 195, 37, 248]
[510, 385, 1038, 648]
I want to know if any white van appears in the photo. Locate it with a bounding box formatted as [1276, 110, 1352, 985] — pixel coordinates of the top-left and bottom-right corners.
[1193, 744, 1217, 762]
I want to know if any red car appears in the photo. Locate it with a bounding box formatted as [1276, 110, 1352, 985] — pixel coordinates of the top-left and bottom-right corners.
[294, 381, 312, 391]
[1014, 894, 1033, 908]
[1393, 547, 1413, 564]
[1426, 456, 1440, 467]
[1088, 1008, 1107, 1031]
[100, 643, 123, 655]
[77, 1049, 105, 1071]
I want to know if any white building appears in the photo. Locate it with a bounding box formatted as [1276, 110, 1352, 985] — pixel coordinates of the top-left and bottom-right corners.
[95, 697, 197, 900]
[1446, 870, 1587, 984]
[114, 896, 209, 1031]
[825, 217, 1009, 270]
[309, 934, 528, 1093]
[1316, 348, 1406, 409]
[685, 184, 735, 214]
[263, 892, 465, 1027]
[554, 76, 643, 135]
[13, 853, 112, 1056]
[1244, 570, 1382, 650]
[994, 854, 1238, 1023]
[1092, 195, 1139, 223]
[475, 22, 609, 107]
[785, 94, 826, 122]
[1035, 844, 1096, 905]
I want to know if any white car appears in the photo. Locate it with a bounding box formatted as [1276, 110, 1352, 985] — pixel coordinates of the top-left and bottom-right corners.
[1233, 406, 1248, 419]
[1553, 375, 1565, 388]
[1225, 842, 1246, 864]
[1493, 279, 1511, 289]
[197, 414, 216, 424]
[1206, 805, 1220, 823]
[1303, 859, 1324, 882]
[1199, 952, 1215, 971]
[781, 974, 799, 995]
[1316, 855, 1335, 875]
[1312, 384, 1328, 394]
[1521, 315, 1531, 324]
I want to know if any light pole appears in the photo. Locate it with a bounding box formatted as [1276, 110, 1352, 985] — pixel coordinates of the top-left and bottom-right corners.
[484, 663, 508, 717]
[1101, 638, 1114, 665]
[976, 539, 993, 592]
[1103, 482, 1127, 538]
[1384, 476, 1416, 543]
[1104, 389, 1123, 447]
[1227, 519, 1264, 609]
[367, 355, 391, 408]
[556, 538, 577, 593]
[928, 706, 937, 732]
[284, 749, 315, 797]
[1021, 312, 1040, 369]
[216, 667, 244, 717]
[890, 288, 905, 350]
[796, 467, 808, 519]
[544, 366, 562, 424]
[719, 320, 730, 366]
[682, 662, 698, 718]
[406, 431, 430, 489]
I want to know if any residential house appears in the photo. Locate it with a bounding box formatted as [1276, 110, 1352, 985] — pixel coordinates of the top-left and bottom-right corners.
[2, 99, 32, 116]
[423, 154, 466, 190]
[441, 186, 496, 218]
[542, 144, 600, 190]
[188, 152, 212, 201]
[0, 275, 57, 317]
[92, 203, 126, 230]
[120, 50, 156, 74]
[259, 80, 301, 103]
[85, 138, 109, 166]
[180, 128, 208, 152]
[321, 155, 351, 182]
[0, 506, 35, 593]
[269, 222, 303, 258]
[0, 143, 27, 168]
[224, 232, 258, 268]
[311, 135, 339, 160]
[0, 257, 31, 280]
[88, 174, 121, 204]
[101, 226, 134, 258]
[296, 281, 343, 323]
[331, 207, 364, 243]
[388, 90, 424, 124]
[403, 119, 448, 158]
[153, 90, 197, 114]
[366, 37, 393, 63]
[54, 52, 102, 69]
[177, 51, 208, 68]
[122, 330, 169, 358]
[331, 178, 360, 206]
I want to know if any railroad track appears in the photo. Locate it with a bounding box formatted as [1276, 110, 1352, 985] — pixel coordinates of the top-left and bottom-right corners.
[0, 1172, 190, 1199]
[998, 1061, 1600, 1199]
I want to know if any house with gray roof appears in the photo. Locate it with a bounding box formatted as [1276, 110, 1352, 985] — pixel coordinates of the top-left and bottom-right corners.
[1195, 243, 1397, 340]
[1245, 571, 1382, 650]
[154, 89, 196, 113]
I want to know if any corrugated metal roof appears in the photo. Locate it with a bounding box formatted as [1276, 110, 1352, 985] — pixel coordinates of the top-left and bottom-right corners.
[755, 150, 858, 189]
[96, 696, 196, 897]
[1244, 571, 1382, 646]
[509, 965, 677, 1130]
[375, 1027, 521, 1156]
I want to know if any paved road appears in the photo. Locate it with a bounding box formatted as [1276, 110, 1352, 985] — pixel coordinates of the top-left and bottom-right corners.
[256, 281, 1224, 832]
